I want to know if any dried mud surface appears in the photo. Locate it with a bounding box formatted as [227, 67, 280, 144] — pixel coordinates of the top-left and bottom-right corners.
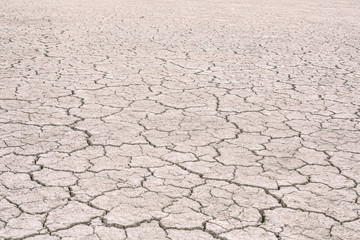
[1, 0, 360, 239]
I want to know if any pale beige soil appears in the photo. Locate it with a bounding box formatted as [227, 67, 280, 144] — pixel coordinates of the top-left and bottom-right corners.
[0, 0, 360, 239]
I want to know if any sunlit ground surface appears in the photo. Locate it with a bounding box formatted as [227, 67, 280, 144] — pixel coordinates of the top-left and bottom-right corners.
[0, 0, 360, 239]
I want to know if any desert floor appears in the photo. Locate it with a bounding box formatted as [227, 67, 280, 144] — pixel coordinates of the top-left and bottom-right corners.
[0, 0, 360, 239]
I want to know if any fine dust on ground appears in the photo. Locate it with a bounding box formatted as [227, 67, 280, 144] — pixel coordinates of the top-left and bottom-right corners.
[0, 0, 360, 239]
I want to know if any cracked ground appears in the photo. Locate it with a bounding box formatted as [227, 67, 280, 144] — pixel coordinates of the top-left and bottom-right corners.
[0, 0, 360, 239]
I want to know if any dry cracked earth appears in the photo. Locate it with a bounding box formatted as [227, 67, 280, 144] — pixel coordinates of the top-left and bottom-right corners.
[1, 0, 360, 239]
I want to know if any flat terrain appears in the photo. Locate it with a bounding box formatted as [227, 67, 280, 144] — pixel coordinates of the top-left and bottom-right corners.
[1, 0, 360, 239]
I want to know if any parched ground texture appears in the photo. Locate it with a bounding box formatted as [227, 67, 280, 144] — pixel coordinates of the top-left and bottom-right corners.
[1, 0, 360, 239]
